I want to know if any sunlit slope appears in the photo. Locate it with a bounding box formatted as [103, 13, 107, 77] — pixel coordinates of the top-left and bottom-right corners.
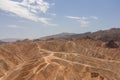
[0, 39, 120, 80]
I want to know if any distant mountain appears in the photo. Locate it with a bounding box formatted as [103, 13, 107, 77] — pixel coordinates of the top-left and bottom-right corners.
[40, 32, 76, 40]
[1, 38, 21, 42]
[69, 28, 120, 41]
[39, 28, 120, 42]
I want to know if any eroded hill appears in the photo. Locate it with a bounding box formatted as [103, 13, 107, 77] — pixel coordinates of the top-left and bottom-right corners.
[0, 38, 120, 80]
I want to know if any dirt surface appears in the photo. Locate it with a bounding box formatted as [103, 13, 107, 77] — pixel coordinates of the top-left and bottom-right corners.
[0, 39, 120, 80]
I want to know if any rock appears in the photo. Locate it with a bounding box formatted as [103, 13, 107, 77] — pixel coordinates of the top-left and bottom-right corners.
[105, 40, 119, 48]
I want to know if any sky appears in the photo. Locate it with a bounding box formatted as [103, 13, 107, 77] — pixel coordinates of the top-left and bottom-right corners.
[0, 0, 120, 39]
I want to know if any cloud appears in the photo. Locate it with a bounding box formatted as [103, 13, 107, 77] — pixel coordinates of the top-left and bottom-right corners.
[81, 16, 88, 20]
[66, 16, 98, 27]
[0, 0, 55, 25]
[66, 16, 80, 20]
[90, 16, 99, 20]
[78, 20, 90, 27]
[21, 0, 49, 13]
[66, 16, 89, 27]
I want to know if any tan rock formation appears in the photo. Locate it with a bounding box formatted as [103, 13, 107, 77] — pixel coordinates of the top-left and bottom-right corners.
[0, 39, 120, 80]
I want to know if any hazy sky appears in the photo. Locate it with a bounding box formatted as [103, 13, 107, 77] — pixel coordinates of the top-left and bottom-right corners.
[0, 0, 120, 39]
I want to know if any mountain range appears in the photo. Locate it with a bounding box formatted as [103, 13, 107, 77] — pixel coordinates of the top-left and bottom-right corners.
[0, 38, 22, 42]
[40, 28, 120, 42]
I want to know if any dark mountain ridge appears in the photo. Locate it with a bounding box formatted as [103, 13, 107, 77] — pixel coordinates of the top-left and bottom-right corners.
[39, 28, 120, 42]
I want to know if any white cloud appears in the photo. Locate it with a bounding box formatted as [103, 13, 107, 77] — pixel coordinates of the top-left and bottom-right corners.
[0, 0, 55, 25]
[78, 20, 89, 27]
[66, 16, 89, 27]
[81, 16, 88, 20]
[90, 16, 99, 20]
[66, 16, 80, 20]
[66, 16, 98, 27]
[21, 0, 49, 13]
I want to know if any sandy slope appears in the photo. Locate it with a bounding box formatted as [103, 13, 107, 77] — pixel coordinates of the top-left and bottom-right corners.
[0, 39, 120, 80]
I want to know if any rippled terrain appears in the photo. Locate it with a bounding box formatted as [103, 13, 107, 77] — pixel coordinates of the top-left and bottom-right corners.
[0, 38, 120, 80]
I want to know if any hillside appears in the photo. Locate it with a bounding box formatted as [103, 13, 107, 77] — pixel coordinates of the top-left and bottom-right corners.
[0, 38, 120, 80]
[70, 28, 120, 42]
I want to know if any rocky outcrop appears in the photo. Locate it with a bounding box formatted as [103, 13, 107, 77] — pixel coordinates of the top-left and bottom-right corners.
[105, 40, 119, 48]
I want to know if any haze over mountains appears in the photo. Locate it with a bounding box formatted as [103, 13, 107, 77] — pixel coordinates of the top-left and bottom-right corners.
[0, 28, 120, 80]
[1, 38, 22, 42]
[1, 28, 120, 42]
